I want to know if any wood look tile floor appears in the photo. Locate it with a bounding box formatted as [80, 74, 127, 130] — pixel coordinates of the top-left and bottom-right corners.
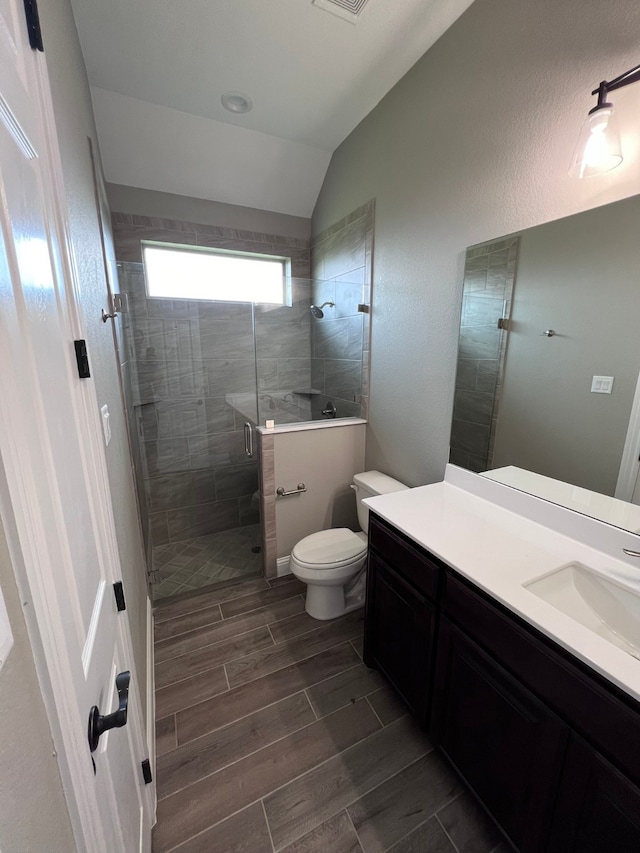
[153, 575, 510, 853]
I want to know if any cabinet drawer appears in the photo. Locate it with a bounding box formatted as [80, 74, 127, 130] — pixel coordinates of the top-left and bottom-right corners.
[369, 514, 441, 600]
[443, 571, 640, 787]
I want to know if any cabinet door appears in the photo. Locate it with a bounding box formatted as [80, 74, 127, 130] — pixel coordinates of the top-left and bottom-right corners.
[548, 736, 640, 853]
[432, 619, 568, 853]
[364, 552, 435, 726]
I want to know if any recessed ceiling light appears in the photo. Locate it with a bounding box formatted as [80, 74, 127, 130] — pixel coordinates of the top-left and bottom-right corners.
[221, 91, 253, 114]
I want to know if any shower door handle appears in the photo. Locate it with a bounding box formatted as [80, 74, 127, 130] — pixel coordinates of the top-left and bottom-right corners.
[244, 422, 253, 458]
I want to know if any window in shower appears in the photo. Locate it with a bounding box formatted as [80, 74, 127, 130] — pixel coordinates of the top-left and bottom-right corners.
[142, 242, 289, 304]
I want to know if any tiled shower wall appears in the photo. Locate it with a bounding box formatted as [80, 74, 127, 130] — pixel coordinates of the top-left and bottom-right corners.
[113, 214, 311, 549]
[254, 201, 375, 577]
[450, 236, 519, 472]
[254, 279, 313, 424]
[310, 201, 374, 420]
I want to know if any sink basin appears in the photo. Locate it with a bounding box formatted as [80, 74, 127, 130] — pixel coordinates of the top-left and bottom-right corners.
[525, 562, 640, 659]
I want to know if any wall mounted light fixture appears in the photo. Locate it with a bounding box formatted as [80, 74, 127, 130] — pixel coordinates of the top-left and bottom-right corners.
[570, 63, 640, 178]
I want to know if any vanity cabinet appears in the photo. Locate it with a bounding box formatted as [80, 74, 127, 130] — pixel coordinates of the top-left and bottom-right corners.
[363, 516, 441, 727]
[546, 736, 640, 852]
[364, 511, 640, 853]
[438, 569, 640, 853]
[432, 618, 567, 853]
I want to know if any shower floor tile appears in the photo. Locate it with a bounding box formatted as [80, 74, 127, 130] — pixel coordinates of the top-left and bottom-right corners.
[152, 525, 262, 602]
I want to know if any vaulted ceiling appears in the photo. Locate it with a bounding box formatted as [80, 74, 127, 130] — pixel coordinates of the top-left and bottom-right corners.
[70, 0, 474, 216]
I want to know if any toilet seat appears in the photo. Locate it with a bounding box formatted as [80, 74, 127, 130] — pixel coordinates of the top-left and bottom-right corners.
[291, 528, 366, 570]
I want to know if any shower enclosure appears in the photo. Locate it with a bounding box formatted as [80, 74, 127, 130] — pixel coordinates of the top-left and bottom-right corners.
[117, 262, 368, 602]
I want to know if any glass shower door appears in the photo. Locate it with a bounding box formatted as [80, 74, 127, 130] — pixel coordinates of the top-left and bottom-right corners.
[118, 261, 262, 602]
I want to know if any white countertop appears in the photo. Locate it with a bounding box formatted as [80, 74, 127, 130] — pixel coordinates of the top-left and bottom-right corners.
[364, 470, 640, 703]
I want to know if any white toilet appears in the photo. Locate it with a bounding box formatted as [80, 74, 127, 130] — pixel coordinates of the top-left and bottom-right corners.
[289, 470, 409, 620]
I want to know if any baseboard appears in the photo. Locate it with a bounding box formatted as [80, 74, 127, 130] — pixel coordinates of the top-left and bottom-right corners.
[276, 556, 292, 578]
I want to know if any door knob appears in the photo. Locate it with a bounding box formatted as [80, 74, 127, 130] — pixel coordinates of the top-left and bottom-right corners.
[88, 670, 130, 752]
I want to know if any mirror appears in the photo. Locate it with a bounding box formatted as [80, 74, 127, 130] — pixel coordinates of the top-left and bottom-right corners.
[450, 194, 640, 533]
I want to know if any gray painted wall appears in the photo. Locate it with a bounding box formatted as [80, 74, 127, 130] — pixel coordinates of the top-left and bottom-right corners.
[492, 195, 640, 495]
[312, 0, 640, 487]
[38, 0, 150, 721]
[107, 183, 311, 241]
[0, 518, 76, 853]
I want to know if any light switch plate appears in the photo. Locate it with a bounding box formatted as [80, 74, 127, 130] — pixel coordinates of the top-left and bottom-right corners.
[591, 376, 614, 394]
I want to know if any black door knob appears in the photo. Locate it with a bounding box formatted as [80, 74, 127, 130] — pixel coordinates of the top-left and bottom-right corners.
[88, 670, 130, 752]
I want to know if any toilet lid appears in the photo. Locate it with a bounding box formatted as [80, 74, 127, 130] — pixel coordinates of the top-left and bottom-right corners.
[292, 528, 366, 567]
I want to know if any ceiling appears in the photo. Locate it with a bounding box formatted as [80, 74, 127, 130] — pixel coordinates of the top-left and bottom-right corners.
[70, 0, 474, 217]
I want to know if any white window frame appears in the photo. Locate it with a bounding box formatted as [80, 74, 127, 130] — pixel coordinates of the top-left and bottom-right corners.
[142, 241, 292, 305]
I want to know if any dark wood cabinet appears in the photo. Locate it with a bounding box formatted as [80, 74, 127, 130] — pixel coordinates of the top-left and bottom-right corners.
[364, 515, 442, 727]
[365, 551, 435, 725]
[547, 736, 640, 853]
[364, 512, 640, 853]
[432, 618, 567, 853]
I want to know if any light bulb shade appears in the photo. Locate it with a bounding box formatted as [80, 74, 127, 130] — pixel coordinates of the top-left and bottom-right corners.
[570, 105, 623, 178]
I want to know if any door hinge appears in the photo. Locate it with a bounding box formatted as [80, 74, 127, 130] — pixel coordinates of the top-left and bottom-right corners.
[74, 340, 91, 379]
[141, 759, 153, 785]
[22, 0, 44, 51]
[113, 581, 126, 612]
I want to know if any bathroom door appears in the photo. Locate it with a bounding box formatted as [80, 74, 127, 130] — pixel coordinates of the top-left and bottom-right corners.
[0, 3, 152, 848]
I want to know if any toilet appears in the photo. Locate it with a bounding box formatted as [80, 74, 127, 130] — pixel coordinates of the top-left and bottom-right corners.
[289, 471, 409, 620]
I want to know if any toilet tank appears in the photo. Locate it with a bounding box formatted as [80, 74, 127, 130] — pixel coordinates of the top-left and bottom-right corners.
[353, 470, 409, 532]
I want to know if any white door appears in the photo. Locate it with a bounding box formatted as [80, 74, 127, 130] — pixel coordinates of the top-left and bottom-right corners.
[616, 369, 640, 505]
[0, 1, 152, 850]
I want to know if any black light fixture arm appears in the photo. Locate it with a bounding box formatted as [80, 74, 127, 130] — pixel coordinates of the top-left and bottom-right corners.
[591, 62, 640, 106]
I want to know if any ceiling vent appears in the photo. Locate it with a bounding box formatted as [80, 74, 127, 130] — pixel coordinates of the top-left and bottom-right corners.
[312, 0, 370, 24]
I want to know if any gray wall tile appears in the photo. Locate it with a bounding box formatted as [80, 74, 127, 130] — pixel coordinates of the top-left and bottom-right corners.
[149, 472, 197, 511]
[458, 325, 501, 361]
[117, 211, 314, 548]
[150, 511, 170, 545]
[167, 499, 239, 540]
[277, 359, 312, 391]
[188, 431, 249, 470]
[203, 359, 259, 396]
[312, 317, 363, 360]
[324, 360, 362, 400]
[215, 464, 259, 500]
[450, 419, 490, 458]
[311, 359, 325, 392]
[145, 438, 191, 474]
[452, 390, 494, 427]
